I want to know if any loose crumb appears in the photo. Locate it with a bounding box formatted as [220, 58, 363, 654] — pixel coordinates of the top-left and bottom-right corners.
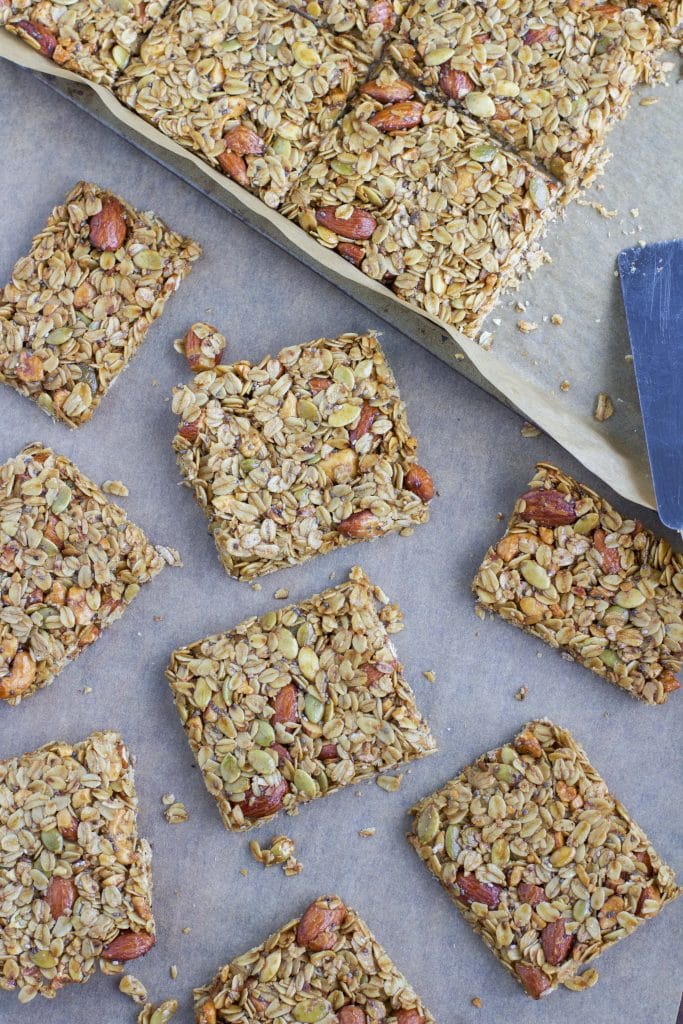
[517, 319, 538, 334]
[423, 670, 436, 683]
[639, 95, 659, 106]
[82, 686, 92, 695]
[101, 480, 129, 497]
[239, 868, 249, 876]
[164, 802, 189, 825]
[182, 927, 191, 935]
[251, 582, 262, 592]
[274, 588, 289, 600]
[471, 997, 482, 1009]
[559, 379, 571, 392]
[170, 965, 178, 980]
[359, 827, 376, 838]
[577, 198, 617, 219]
[550, 313, 563, 325]
[119, 974, 148, 1005]
[630, 208, 639, 218]
[593, 392, 614, 422]
[161, 793, 175, 806]
[376, 774, 403, 793]
[249, 835, 302, 875]
[520, 422, 541, 438]
[515, 686, 529, 701]
[513, 301, 526, 313]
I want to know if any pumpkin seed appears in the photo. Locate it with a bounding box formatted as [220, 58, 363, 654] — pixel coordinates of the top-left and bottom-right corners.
[520, 560, 550, 590]
[416, 803, 439, 843]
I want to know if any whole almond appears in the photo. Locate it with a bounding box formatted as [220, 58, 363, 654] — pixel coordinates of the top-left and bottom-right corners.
[316, 207, 377, 241]
[101, 930, 156, 962]
[223, 125, 265, 156]
[296, 896, 347, 951]
[242, 777, 289, 820]
[336, 242, 365, 267]
[183, 323, 225, 371]
[541, 919, 574, 965]
[58, 815, 79, 842]
[218, 150, 249, 187]
[319, 742, 338, 761]
[593, 528, 621, 574]
[337, 510, 383, 539]
[360, 78, 414, 103]
[515, 963, 550, 999]
[439, 66, 474, 100]
[272, 742, 293, 766]
[368, 101, 424, 132]
[404, 464, 434, 501]
[89, 196, 127, 252]
[519, 488, 577, 526]
[348, 402, 377, 445]
[456, 872, 501, 909]
[47, 876, 76, 919]
[272, 683, 299, 724]
[16, 19, 57, 56]
[517, 882, 545, 906]
[309, 376, 331, 393]
[367, 0, 396, 30]
[179, 419, 201, 442]
[523, 24, 558, 44]
[338, 1006, 366, 1024]
[514, 731, 543, 758]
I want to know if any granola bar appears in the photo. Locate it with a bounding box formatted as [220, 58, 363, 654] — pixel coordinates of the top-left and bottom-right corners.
[171, 331, 434, 579]
[472, 463, 682, 705]
[408, 719, 680, 999]
[166, 567, 436, 831]
[390, 0, 662, 190]
[0, 0, 172, 86]
[114, 0, 371, 209]
[193, 894, 436, 1023]
[0, 442, 176, 704]
[0, 181, 200, 427]
[0, 731, 156, 1003]
[283, 65, 556, 337]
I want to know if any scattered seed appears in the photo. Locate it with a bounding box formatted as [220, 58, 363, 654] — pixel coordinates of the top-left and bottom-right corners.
[594, 392, 614, 422]
[550, 313, 563, 325]
[359, 827, 376, 837]
[102, 480, 130, 497]
[521, 422, 541, 438]
[559, 380, 570, 392]
[423, 670, 436, 682]
[163, 802, 189, 825]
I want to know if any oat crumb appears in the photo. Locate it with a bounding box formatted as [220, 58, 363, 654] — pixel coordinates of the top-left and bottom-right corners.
[515, 686, 529, 701]
[639, 95, 659, 106]
[471, 997, 482, 1009]
[376, 774, 403, 793]
[517, 319, 538, 334]
[170, 964, 178, 980]
[560, 379, 571, 392]
[164, 801, 189, 824]
[161, 793, 175, 806]
[359, 827, 376, 838]
[577, 198, 617, 219]
[630, 208, 639, 218]
[423, 670, 436, 683]
[82, 686, 92, 695]
[182, 927, 191, 935]
[239, 868, 249, 876]
[550, 313, 563, 325]
[593, 392, 614, 422]
[250, 582, 262, 592]
[274, 588, 289, 600]
[101, 479, 129, 497]
[521, 422, 541, 438]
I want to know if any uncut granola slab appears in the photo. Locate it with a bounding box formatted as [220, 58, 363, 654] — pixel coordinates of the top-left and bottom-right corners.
[166, 567, 436, 831]
[472, 463, 682, 704]
[0, 731, 155, 1003]
[0, 181, 200, 427]
[115, 0, 371, 209]
[0, 443, 177, 704]
[390, 0, 662, 191]
[0, 0, 171, 87]
[283, 65, 556, 337]
[194, 894, 436, 1023]
[171, 331, 434, 579]
[408, 719, 680, 999]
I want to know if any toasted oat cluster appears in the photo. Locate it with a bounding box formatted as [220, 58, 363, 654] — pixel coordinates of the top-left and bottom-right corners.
[0, 731, 156, 1003]
[473, 462, 682, 704]
[166, 568, 436, 831]
[283, 64, 556, 336]
[0, 443, 177, 704]
[0, 181, 200, 426]
[408, 720, 680, 999]
[171, 331, 434, 579]
[193, 894, 436, 1023]
[390, 0, 663, 191]
[0, 0, 172, 85]
[115, 0, 372, 209]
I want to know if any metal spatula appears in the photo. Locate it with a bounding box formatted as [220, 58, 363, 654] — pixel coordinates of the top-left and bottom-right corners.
[617, 239, 683, 531]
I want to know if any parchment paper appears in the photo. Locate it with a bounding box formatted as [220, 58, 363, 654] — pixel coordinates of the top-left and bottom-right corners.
[0, 56, 681, 1024]
[1, 33, 682, 510]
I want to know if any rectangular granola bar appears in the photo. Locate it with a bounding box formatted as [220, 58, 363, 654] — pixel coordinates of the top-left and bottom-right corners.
[0, 0, 172, 86]
[408, 719, 680, 999]
[283, 65, 556, 337]
[166, 567, 436, 831]
[0, 443, 176, 704]
[171, 330, 434, 578]
[193, 894, 436, 1023]
[390, 0, 662, 191]
[0, 181, 200, 427]
[0, 731, 156, 1003]
[115, 0, 372, 209]
[472, 462, 682, 704]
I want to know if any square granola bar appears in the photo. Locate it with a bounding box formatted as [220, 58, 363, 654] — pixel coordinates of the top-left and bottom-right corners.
[0, 0, 172, 86]
[472, 462, 682, 704]
[115, 0, 372, 209]
[171, 331, 434, 578]
[283, 65, 556, 337]
[0, 181, 200, 427]
[193, 894, 436, 1023]
[408, 719, 680, 999]
[0, 443, 177, 704]
[0, 731, 156, 1003]
[166, 567, 436, 831]
[390, 0, 662, 190]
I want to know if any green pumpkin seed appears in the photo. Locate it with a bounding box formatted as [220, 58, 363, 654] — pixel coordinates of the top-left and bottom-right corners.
[470, 142, 497, 162]
[298, 646, 319, 681]
[520, 560, 550, 590]
[614, 588, 645, 609]
[40, 537, 60, 557]
[573, 512, 599, 535]
[494, 763, 515, 784]
[260, 949, 281, 983]
[298, 398, 319, 422]
[573, 899, 589, 922]
[424, 45, 455, 66]
[31, 951, 57, 970]
[444, 825, 460, 860]
[272, 136, 292, 159]
[292, 769, 317, 798]
[500, 745, 516, 764]
[355, 359, 374, 379]
[220, 754, 240, 783]
[240, 458, 259, 474]
[150, 999, 179, 1024]
[333, 364, 355, 389]
[277, 628, 298, 659]
[112, 44, 130, 69]
[45, 326, 73, 346]
[133, 249, 163, 270]
[248, 749, 277, 774]
[599, 649, 621, 669]
[293, 1000, 329, 1023]
[328, 403, 360, 428]
[260, 610, 277, 631]
[254, 720, 275, 746]
[416, 803, 439, 843]
[41, 829, 63, 854]
[221, 36, 241, 51]
[304, 693, 324, 723]
[465, 91, 496, 118]
[50, 484, 72, 514]
[330, 158, 355, 176]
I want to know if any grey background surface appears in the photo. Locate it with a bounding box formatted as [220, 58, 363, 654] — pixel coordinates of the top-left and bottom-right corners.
[0, 57, 681, 1024]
